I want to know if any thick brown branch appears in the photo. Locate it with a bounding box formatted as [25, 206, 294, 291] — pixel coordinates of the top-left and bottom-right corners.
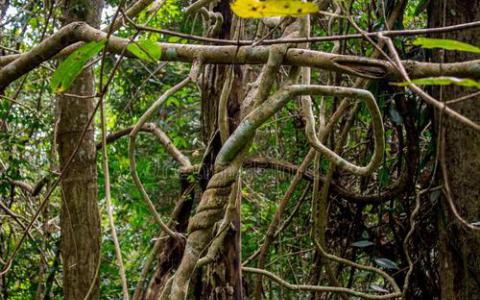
[3, 22, 480, 89]
[96, 123, 191, 167]
[9, 176, 49, 196]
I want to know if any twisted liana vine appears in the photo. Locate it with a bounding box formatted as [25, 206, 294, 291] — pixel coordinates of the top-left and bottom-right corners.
[167, 19, 304, 299]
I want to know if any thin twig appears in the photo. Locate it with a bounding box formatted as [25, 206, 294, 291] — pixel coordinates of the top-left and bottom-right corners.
[244, 266, 402, 299]
[379, 33, 480, 131]
[127, 20, 480, 46]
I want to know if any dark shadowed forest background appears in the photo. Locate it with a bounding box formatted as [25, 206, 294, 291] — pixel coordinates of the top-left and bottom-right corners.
[1, 0, 480, 299]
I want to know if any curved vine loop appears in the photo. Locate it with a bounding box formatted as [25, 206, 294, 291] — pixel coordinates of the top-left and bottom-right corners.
[300, 85, 385, 176]
[218, 84, 384, 172]
[168, 21, 302, 298]
[128, 60, 202, 240]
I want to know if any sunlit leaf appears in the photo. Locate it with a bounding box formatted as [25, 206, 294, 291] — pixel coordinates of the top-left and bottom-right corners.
[413, 37, 480, 54]
[231, 0, 318, 18]
[51, 40, 106, 93]
[127, 39, 162, 62]
[392, 76, 480, 89]
[374, 258, 399, 270]
[167, 36, 181, 43]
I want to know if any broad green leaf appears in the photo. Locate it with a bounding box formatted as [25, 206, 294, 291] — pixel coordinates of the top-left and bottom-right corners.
[51, 40, 106, 93]
[393, 76, 480, 89]
[351, 240, 374, 248]
[127, 39, 162, 62]
[413, 37, 480, 54]
[374, 258, 399, 270]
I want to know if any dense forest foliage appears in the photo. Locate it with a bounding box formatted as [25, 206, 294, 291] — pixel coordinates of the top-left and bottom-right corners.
[1, 0, 480, 299]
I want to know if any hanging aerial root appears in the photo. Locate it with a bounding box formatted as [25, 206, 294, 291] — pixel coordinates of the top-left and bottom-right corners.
[402, 186, 442, 298]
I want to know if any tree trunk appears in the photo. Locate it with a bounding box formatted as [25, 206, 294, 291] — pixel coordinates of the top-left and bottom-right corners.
[429, 2, 480, 299]
[56, 0, 103, 298]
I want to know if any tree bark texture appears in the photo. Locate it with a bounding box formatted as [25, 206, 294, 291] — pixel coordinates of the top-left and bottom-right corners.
[57, 0, 103, 298]
[429, 1, 480, 299]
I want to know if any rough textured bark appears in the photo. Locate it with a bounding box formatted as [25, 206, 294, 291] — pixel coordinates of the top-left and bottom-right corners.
[56, 0, 103, 298]
[429, 1, 480, 299]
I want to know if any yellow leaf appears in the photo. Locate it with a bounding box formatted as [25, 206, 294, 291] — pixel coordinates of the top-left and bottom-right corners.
[231, 0, 318, 18]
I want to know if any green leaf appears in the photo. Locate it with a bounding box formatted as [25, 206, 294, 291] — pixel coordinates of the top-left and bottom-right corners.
[51, 40, 106, 93]
[374, 258, 399, 270]
[378, 166, 389, 187]
[167, 36, 181, 43]
[413, 37, 480, 54]
[351, 240, 374, 248]
[392, 76, 480, 89]
[127, 39, 162, 62]
[414, 0, 430, 15]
